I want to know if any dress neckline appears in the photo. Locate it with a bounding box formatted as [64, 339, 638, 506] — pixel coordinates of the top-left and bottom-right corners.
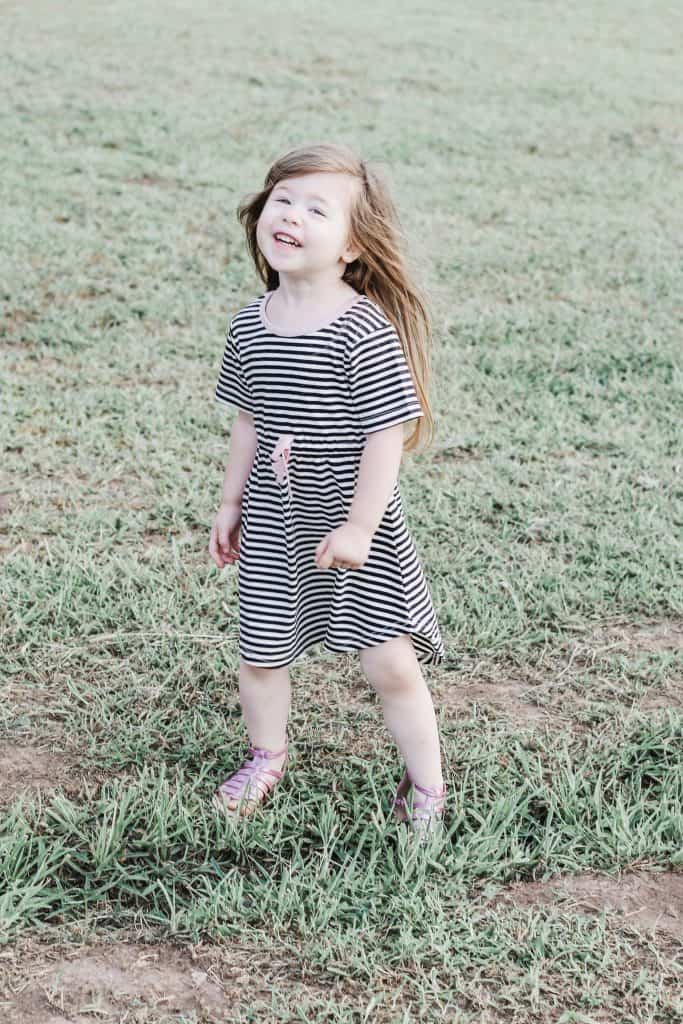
[259, 289, 365, 337]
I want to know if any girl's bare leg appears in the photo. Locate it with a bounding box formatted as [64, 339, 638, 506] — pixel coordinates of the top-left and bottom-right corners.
[359, 634, 444, 790]
[238, 659, 291, 771]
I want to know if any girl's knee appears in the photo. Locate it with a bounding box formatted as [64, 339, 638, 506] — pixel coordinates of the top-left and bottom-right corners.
[359, 634, 421, 698]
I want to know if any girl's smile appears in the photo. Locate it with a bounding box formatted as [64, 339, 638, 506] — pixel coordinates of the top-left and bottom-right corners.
[273, 230, 302, 249]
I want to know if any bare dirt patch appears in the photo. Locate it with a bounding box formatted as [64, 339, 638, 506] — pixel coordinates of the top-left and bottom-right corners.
[486, 869, 683, 942]
[637, 691, 683, 712]
[431, 442, 480, 463]
[0, 743, 82, 808]
[2, 940, 248, 1023]
[0, 935, 363, 1023]
[123, 174, 177, 188]
[431, 671, 551, 729]
[432, 619, 683, 732]
[584, 619, 683, 656]
[0, 309, 40, 345]
[560, 619, 683, 715]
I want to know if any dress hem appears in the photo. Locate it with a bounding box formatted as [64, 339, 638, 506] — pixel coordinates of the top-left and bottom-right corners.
[238, 626, 444, 670]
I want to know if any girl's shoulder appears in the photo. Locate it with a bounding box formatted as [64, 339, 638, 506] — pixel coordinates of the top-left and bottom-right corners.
[340, 294, 401, 354]
[344, 293, 394, 336]
[227, 293, 264, 339]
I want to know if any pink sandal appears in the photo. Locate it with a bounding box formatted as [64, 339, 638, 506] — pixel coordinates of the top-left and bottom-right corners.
[213, 740, 288, 816]
[392, 769, 447, 843]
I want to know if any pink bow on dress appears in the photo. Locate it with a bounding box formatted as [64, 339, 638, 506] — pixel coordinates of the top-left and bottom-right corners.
[270, 434, 295, 502]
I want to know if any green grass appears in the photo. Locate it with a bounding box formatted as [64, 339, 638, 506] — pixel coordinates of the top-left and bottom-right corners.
[1, 1, 682, 1021]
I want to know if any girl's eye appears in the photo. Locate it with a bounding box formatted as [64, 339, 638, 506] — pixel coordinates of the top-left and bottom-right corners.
[274, 197, 324, 216]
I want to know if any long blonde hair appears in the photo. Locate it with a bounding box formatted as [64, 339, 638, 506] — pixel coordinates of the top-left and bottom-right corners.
[236, 142, 436, 453]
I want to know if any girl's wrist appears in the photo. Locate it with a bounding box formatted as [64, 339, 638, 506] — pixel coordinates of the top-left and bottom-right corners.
[344, 517, 375, 542]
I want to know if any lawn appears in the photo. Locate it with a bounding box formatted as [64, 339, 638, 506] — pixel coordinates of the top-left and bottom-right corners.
[1, 1, 682, 1021]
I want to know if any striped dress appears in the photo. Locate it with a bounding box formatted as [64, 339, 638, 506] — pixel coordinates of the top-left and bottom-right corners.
[215, 289, 445, 669]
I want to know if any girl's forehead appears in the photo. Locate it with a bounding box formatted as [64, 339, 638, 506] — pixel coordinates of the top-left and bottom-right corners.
[274, 172, 356, 205]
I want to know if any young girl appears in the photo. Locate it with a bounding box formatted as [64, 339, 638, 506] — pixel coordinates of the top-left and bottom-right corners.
[208, 142, 446, 842]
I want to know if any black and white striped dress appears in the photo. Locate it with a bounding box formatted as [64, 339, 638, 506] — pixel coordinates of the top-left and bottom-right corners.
[215, 289, 445, 669]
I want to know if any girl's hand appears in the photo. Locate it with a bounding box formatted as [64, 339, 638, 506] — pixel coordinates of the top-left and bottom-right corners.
[209, 501, 243, 568]
[314, 522, 372, 570]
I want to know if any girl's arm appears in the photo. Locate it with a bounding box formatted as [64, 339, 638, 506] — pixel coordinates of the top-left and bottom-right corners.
[346, 424, 405, 536]
[220, 410, 258, 507]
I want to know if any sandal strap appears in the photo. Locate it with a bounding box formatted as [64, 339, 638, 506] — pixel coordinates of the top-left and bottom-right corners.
[393, 773, 447, 823]
[248, 743, 288, 759]
[217, 741, 288, 802]
[413, 779, 446, 797]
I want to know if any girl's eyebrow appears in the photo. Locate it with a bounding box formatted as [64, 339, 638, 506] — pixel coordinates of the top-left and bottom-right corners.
[273, 185, 331, 207]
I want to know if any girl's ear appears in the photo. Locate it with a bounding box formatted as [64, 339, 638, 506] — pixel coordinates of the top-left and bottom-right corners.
[341, 223, 362, 264]
[342, 243, 362, 264]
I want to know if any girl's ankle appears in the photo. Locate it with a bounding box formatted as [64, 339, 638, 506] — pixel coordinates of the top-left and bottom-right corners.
[248, 740, 288, 764]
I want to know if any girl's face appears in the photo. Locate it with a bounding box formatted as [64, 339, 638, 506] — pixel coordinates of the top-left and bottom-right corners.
[256, 171, 361, 279]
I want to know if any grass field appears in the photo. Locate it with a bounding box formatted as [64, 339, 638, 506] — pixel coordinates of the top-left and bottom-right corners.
[1, 1, 682, 1021]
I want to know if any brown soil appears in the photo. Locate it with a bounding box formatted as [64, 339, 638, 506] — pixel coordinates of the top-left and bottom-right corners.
[0, 935, 363, 1024]
[486, 869, 683, 941]
[584, 619, 683, 656]
[428, 619, 683, 733]
[0, 743, 109, 809]
[1, 939, 254, 1023]
[432, 672, 551, 729]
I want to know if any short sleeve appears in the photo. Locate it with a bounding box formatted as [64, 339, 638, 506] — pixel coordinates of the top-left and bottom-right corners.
[214, 326, 254, 415]
[347, 325, 424, 434]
